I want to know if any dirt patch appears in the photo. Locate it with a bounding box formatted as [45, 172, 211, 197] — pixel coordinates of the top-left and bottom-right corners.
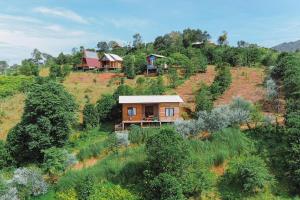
[211, 161, 228, 176]
[214, 67, 266, 106]
[176, 65, 216, 111]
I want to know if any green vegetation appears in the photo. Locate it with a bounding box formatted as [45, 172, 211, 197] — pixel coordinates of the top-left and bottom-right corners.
[0, 75, 33, 98]
[6, 79, 77, 164]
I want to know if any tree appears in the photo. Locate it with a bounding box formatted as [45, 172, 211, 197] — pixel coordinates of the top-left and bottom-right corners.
[210, 64, 232, 98]
[96, 94, 117, 122]
[191, 52, 208, 73]
[0, 61, 9, 74]
[6, 80, 77, 164]
[97, 41, 109, 52]
[220, 155, 273, 198]
[18, 59, 39, 76]
[108, 41, 119, 50]
[49, 64, 72, 80]
[56, 53, 70, 65]
[124, 56, 136, 79]
[145, 128, 190, 177]
[83, 103, 99, 129]
[132, 33, 143, 49]
[31, 49, 43, 65]
[147, 173, 185, 200]
[182, 28, 210, 48]
[168, 68, 179, 88]
[195, 84, 213, 112]
[218, 31, 228, 46]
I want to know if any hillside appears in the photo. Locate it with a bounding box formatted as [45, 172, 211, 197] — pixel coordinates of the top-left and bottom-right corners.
[272, 40, 300, 52]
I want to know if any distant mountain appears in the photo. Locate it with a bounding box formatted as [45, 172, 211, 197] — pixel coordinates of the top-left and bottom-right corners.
[272, 40, 300, 52]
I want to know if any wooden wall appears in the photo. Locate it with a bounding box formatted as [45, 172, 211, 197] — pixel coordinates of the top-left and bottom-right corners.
[159, 102, 180, 122]
[122, 104, 143, 121]
[121, 102, 181, 122]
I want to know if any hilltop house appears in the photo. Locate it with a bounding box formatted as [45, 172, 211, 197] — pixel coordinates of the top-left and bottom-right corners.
[100, 53, 123, 70]
[119, 95, 184, 130]
[79, 50, 101, 69]
[146, 54, 167, 74]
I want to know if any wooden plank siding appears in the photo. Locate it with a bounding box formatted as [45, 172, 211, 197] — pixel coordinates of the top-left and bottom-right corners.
[159, 102, 180, 122]
[121, 102, 180, 122]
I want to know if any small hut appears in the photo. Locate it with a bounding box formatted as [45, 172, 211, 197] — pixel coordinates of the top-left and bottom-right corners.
[100, 53, 123, 70]
[79, 50, 101, 70]
[146, 54, 167, 74]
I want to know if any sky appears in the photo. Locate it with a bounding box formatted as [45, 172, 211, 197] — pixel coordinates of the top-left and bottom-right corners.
[1, 0, 300, 64]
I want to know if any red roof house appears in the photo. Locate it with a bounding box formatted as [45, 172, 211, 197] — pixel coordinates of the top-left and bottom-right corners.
[79, 50, 101, 69]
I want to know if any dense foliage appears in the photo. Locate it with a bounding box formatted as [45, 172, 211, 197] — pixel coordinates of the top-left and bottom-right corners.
[0, 75, 34, 98]
[6, 80, 77, 164]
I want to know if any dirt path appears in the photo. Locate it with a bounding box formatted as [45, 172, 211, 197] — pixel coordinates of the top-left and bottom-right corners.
[175, 65, 216, 111]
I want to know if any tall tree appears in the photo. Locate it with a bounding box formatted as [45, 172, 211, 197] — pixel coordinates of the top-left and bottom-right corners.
[132, 33, 143, 49]
[97, 41, 109, 52]
[6, 80, 77, 164]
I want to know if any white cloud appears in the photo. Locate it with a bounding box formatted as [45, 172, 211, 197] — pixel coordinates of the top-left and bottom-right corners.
[34, 7, 88, 24]
[108, 17, 151, 30]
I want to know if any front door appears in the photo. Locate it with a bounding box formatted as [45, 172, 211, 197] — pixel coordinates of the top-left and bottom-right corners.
[145, 105, 154, 118]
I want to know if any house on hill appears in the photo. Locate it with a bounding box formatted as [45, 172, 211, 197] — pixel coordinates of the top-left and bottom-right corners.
[78, 50, 101, 70]
[118, 95, 184, 130]
[100, 53, 123, 70]
[146, 54, 167, 74]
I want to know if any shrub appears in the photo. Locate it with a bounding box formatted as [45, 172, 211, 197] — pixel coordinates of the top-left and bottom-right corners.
[11, 167, 48, 198]
[145, 128, 190, 177]
[147, 173, 185, 200]
[75, 175, 95, 200]
[174, 119, 200, 137]
[210, 65, 232, 99]
[0, 75, 34, 98]
[83, 103, 99, 129]
[42, 147, 77, 177]
[195, 84, 213, 112]
[96, 94, 117, 122]
[0, 140, 13, 168]
[220, 155, 273, 198]
[168, 68, 179, 88]
[6, 80, 77, 164]
[56, 188, 78, 200]
[128, 125, 159, 144]
[88, 182, 138, 200]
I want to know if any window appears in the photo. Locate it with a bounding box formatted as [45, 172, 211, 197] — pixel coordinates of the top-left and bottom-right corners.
[127, 107, 137, 116]
[165, 108, 174, 117]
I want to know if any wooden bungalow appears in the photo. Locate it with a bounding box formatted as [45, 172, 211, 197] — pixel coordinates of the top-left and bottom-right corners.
[146, 54, 167, 74]
[119, 95, 184, 130]
[78, 50, 101, 69]
[100, 53, 123, 70]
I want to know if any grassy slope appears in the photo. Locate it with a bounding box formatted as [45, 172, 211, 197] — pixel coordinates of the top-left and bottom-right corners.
[0, 66, 266, 139]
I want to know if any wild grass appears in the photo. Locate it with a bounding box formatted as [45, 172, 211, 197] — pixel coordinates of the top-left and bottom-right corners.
[0, 93, 25, 140]
[128, 125, 160, 144]
[56, 145, 146, 193]
[189, 128, 253, 167]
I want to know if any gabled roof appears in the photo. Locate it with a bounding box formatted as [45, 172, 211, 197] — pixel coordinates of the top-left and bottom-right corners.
[84, 50, 99, 59]
[102, 53, 123, 62]
[119, 95, 184, 104]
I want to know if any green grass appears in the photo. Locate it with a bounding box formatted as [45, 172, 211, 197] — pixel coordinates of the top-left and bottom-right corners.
[0, 75, 34, 98]
[189, 128, 253, 167]
[56, 145, 146, 194]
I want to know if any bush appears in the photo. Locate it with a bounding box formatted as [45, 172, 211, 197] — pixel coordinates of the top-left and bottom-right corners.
[83, 103, 99, 129]
[10, 167, 48, 198]
[75, 175, 95, 200]
[88, 182, 138, 200]
[6, 80, 77, 164]
[43, 147, 77, 177]
[96, 94, 117, 122]
[145, 128, 190, 177]
[220, 155, 273, 199]
[56, 188, 78, 200]
[195, 84, 213, 112]
[0, 75, 34, 98]
[147, 173, 185, 200]
[210, 64, 232, 99]
[0, 140, 13, 168]
[128, 125, 159, 144]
